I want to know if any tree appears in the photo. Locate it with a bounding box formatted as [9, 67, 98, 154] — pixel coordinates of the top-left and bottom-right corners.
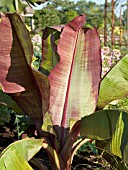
[75, 1, 104, 28]
[104, 0, 108, 46]
[64, 10, 78, 23]
[33, 0, 106, 31]
[47, 0, 76, 24]
[33, 0, 77, 29]
[34, 8, 61, 32]
[123, 6, 128, 30]
[111, 0, 115, 48]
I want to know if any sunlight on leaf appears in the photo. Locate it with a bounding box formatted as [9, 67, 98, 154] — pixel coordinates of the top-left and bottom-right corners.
[0, 138, 43, 170]
[97, 54, 128, 109]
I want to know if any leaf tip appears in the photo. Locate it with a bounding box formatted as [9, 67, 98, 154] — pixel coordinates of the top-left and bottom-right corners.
[68, 14, 86, 31]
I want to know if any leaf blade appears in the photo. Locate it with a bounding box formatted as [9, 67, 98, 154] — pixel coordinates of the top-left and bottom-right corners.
[39, 27, 62, 75]
[48, 16, 101, 130]
[0, 13, 24, 92]
[97, 54, 128, 109]
[80, 109, 128, 163]
[0, 13, 49, 130]
[0, 138, 43, 170]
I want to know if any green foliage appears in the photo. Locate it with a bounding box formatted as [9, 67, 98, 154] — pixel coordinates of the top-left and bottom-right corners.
[108, 97, 128, 112]
[15, 115, 33, 138]
[0, 105, 11, 125]
[32, 50, 42, 69]
[33, 0, 106, 32]
[0, 104, 34, 139]
[122, 34, 128, 52]
[0, 138, 43, 170]
[0, 0, 25, 13]
[123, 8, 128, 30]
[32, 37, 42, 70]
[64, 10, 78, 23]
[75, 1, 104, 28]
[34, 8, 61, 31]
[0, 90, 23, 114]
[77, 140, 98, 155]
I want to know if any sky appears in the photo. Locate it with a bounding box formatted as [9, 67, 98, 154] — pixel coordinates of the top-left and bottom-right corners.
[34, 0, 111, 10]
[73, 0, 111, 4]
[34, 0, 126, 16]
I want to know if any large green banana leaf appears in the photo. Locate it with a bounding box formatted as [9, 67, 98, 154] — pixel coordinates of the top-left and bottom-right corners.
[0, 13, 49, 130]
[0, 138, 43, 170]
[97, 54, 128, 109]
[80, 109, 128, 163]
[45, 15, 102, 143]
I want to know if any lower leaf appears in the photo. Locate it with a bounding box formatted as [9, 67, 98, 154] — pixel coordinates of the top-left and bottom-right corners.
[0, 138, 43, 170]
[80, 110, 128, 163]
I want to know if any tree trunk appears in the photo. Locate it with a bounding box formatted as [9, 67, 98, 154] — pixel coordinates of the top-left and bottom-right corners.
[126, 0, 128, 47]
[119, 5, 122, 48]
[111, 0, 115, 49]
[104, 0, 108, 46]
[126, 0, 128, 33]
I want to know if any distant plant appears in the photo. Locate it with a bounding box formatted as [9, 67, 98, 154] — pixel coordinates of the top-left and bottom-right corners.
[31, 34, 42, 69]
[0, 105, 11, 126]
[101, 46, 121, 76]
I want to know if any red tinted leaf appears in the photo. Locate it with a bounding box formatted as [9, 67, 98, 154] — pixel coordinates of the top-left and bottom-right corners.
[32, 69, 50, 116]
[0, 13, 24, 92]
[0, 13, 50, 131]
[48, 15, 101, 142]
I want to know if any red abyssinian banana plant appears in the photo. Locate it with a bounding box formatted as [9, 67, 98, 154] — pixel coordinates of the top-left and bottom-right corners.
[1, 13, 128, 170]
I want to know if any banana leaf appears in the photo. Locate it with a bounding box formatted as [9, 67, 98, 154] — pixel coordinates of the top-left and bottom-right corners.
[0, 13, 49, 131]
[0, 138, 43, 170]
[46, 15, 102, 143]
[97, 54, 128, 109]
[80, 109, 128, 163]
[39, 26, 63, 76]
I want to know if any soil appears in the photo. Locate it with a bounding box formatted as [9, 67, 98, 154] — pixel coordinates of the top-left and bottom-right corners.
[71, 152, 112, 170]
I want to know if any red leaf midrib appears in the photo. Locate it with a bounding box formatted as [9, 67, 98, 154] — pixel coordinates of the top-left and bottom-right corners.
[60, 29, 80, 147]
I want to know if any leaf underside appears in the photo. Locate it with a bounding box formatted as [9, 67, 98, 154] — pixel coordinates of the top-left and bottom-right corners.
[0, 13, 50, 130]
